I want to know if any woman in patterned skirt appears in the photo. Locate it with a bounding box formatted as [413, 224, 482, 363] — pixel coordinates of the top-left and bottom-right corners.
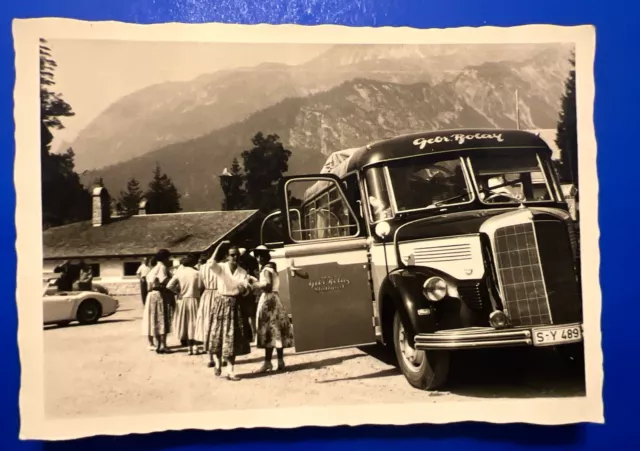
[206, 241, 252, 380]
[168, 254, 203, 355]
[252, 245, 294, 373]
[195, 253, 217, 359]
[141, 249, 174, 354]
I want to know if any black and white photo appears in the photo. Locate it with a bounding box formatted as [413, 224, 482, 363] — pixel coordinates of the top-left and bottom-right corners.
[13, 19, 602, 439]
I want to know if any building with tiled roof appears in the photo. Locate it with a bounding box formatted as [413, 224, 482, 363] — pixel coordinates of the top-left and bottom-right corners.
[42, 186, 266, 294]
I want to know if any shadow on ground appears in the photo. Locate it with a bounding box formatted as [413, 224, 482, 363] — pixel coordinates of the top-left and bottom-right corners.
[236, 354, 364, 379]
[44, 318, 135, 330]
[333, 344, 588, 399]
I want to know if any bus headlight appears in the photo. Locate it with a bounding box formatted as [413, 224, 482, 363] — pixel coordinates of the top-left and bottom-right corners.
[422, 277, 448, 301]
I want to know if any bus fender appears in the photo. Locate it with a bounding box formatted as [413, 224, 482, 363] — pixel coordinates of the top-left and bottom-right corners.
[379, 270, 438, 347]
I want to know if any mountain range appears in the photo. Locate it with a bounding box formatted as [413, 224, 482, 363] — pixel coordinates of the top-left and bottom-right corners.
[73, 43, 574, 212]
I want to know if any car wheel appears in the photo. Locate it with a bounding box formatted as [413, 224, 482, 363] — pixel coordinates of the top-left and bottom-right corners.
[77, 299, 102, 325]
[393, 311, 449, 390]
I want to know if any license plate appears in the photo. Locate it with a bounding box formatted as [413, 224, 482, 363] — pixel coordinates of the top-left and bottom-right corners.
[532, 325, 582, 347]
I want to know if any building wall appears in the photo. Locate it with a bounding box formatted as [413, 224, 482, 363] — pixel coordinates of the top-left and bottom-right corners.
[44, 258, 141, 296]
[43, 255, 191, 297]
[42, 212, 266, 297]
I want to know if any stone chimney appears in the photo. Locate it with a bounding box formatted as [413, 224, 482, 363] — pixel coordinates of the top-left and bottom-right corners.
[138, 199, 148, 216]
[92, 186, 111, 227]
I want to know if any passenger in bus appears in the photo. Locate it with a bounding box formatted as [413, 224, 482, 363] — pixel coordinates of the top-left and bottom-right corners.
[205, 241, 252, 380]
[369, 196, 392, 221]
[251, 245, 294, 373]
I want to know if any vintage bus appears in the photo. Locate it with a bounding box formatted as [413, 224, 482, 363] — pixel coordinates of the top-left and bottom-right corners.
[259, 129, 583, 390]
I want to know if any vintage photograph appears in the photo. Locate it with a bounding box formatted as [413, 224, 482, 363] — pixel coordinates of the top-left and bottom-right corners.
[13, 20, 601, 439]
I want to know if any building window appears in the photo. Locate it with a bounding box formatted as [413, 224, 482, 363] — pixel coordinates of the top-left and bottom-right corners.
[123, 262, 141, 277]
[89, 263, 101, 278]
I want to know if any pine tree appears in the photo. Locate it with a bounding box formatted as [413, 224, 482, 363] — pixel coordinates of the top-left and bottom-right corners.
[40, 39, 91, 229]
[221, 157, 247, 210]
[116, 177, 144, 217]
[40, 38, 74, 130]
[146, 164, 182, 214]
[41, 147, 92, 228]
[555, 54, 578, 185]
[241, 132, 292, 213]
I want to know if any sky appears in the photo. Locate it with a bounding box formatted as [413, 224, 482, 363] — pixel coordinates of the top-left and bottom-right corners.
[46, 39, 332, 150]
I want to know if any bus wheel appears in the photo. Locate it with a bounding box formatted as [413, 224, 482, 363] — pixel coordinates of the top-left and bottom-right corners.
[393, 311, 449, 390]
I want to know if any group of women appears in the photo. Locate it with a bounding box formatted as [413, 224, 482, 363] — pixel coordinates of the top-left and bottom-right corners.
[140, 240, 294, 381]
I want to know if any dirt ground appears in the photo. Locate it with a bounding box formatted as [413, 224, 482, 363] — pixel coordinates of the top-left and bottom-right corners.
[44, 295, 586, 419]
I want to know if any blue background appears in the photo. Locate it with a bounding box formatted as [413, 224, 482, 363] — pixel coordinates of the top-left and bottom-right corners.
[1, 0, 635, 449]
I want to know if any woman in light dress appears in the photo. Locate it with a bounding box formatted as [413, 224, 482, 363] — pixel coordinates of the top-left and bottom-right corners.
[167, 254, 203, 355]
[141, 249, 174, 354]
[251, 245, 294, 373]
[206, 241, 252, 380]
[136, 257, 151, 306]
[195, 253, 219, 364]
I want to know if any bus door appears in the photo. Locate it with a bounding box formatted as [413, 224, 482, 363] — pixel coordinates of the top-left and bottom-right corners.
[278, 174, 376, 353]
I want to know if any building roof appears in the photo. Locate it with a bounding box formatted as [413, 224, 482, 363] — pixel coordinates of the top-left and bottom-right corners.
[43, 210, 260, 259]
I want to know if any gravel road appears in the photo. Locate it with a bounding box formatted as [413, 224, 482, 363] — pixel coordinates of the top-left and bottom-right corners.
[44, 295, 585, 419]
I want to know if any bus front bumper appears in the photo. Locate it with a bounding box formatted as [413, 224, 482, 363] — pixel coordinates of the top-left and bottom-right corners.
[414, 323, 583, 351]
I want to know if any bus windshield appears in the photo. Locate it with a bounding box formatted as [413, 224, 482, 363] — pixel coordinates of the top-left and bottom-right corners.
[386, 156, 473, 213]
[467, 150, 554, 204]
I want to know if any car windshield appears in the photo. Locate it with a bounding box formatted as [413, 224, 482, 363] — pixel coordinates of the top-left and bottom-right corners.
[385, 157, 472, 213]
[467, 150, 554, 204]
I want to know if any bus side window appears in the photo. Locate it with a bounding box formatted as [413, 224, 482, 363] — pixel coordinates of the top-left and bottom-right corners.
[286, 178, 360, 242]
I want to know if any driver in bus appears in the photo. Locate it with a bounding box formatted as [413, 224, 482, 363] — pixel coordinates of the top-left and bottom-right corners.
[479, 176, 524, 202]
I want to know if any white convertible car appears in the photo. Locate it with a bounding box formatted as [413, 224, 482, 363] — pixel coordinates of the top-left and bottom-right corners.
[43, 279, 119, 326]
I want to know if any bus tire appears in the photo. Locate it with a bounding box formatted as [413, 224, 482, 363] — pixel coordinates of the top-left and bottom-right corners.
[393, 311, 449, 390]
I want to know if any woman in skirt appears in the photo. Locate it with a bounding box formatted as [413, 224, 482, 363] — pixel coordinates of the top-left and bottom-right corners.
[195, 253, 217, 360]
[141, 249, 174, 354]
[206, 241, 252, 380]
[252, 245, 294, 373]
[167, 254, 203, 355]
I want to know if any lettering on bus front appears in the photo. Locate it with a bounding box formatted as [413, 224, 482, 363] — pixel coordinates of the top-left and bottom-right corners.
[413, 133, 505, 150]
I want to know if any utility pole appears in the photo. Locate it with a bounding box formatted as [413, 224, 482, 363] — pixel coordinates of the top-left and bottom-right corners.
[515, 89, 520, 130]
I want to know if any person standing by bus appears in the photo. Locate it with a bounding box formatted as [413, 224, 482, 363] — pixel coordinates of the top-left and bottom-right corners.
[167, 254, 203, 355]
[136, 257, 151, 306]
[141, 249, 174, 354]
[205, 241, 252, 380]
[238, 247, 259, 345]
[195, 252, 218, 360]
[251, 245, 294, 373]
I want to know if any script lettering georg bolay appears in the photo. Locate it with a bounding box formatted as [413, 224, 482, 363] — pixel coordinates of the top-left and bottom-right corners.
[309, 275, 351, 294]
[413, 132, 504, 150]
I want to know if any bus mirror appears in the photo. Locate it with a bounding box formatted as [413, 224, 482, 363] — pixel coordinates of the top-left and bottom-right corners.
[375, 221, 391, 240]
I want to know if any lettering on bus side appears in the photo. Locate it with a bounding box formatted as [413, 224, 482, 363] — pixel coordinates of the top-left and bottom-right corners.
[413, 133, 505, 150]
[309, 276, 352, 294]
